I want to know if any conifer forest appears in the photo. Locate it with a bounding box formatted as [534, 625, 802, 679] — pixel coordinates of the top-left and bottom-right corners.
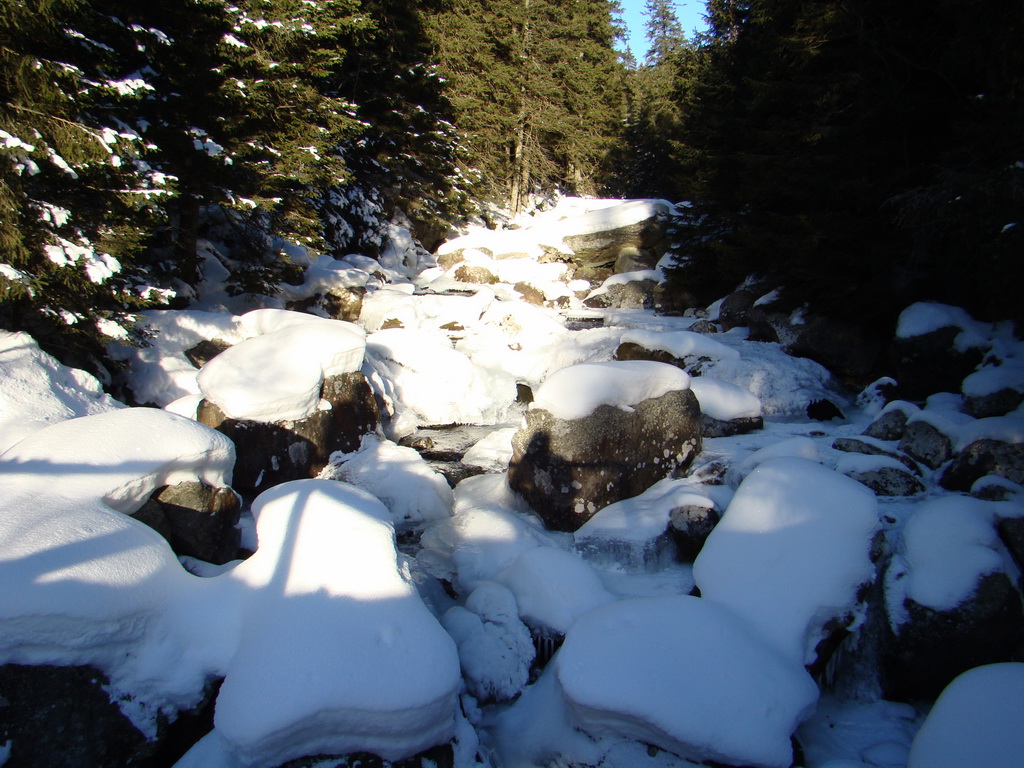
[2, 0, 1019, 371]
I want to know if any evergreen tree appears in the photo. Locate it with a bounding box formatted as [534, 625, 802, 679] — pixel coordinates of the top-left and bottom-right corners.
[0, 0, 171, 368]
[428, 0, 625, 213]
[644, 0, 685, 65]
[665, 0, 1024, 329]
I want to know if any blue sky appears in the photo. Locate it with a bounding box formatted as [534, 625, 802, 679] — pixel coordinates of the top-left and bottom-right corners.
[617, 1, 709, 60]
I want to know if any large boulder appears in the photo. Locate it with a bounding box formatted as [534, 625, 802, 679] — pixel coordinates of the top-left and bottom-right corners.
[891, 302, 989, 400]
[132, 481, 241, 564]
[747, 297, 882, 381]
[508, 361, 702, 532]
[582, 272, 659, 310]
[558, 200, 671, 270]
[881, 498, 1024, 700]
[198, 371, 379, 493]
[941, 422, 1024, 491]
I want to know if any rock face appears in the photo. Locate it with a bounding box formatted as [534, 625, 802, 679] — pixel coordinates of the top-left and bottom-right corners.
[508, 389, 702, 532]
[198, 372, 379, 493]
[882, 573, 1024, 701]
[582, 277, 658, 310]
[132, 481, 242, 564]
[898, 420, 954, 469]
[561, 214, 668, 271]
[285, 287, 366, 322]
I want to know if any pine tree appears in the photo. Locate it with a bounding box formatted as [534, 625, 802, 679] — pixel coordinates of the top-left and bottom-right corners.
[0, 0, 172, 368]
[428, 0, 626, 213]
[644, 0, 685, 65]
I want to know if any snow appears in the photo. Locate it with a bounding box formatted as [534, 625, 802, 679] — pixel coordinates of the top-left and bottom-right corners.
[495, 547, 614, 634]
[319, 433, 453, 527]
[13, 196, 1024, 768]
[530, 360, 690, 421]
[689, 376, 763, 420]
[907, 663, 1024, 768]
[214, 480, 461, 766]
[555, 595, 818, 768]
[0, 330, 124, 453]
[888, 496, 1006, 613]
[365, 327, 517, 433]
[895, 301, 991, 351]
[619, 328, 740, 363]
[198, 312, 366, 422]
[962, 362, 1024, 397]
[694, 457, 879, 665]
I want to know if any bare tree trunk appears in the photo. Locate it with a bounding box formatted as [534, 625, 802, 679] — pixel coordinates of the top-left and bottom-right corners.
[509, 0, 532, 215]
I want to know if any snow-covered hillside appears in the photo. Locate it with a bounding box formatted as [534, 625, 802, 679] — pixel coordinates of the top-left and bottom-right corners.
[1, 199, 1023, 768]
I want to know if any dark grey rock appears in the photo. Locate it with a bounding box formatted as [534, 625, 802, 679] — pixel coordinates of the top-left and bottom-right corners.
[881, 572, 1024, 701]
[562, 215, 668, 269]
[941, 439, 1024, 491]
[184, 339, 231, 369]
[513, 281, 546, 306]
[669, 503, 720, 562]
[832, 437, 921, 474]
[687, 319, 719, 334]
[198, 372, 379, 493]
[146, 482, 241, 564]
[863, 403, 918, 441]
[898, 420, 954, 469]
[508, 389, 702, 532]
[719, 290, 756, 331]
[285, 287, 366, 323]
[0, 664, 158, 768]
[583, 279, 658, 310]
[700, 414, 763, 438]
[613, 246, 657, 274]
[892, 325, 985, 401]
[964, 388, 1024, 419]
[845, 465, 926, 497]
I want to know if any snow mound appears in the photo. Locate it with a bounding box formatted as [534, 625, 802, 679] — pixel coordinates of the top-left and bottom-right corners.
[907, 663, 1024, 768]
[442, 581, 534, 702]
[109, 310, 247, 407]
[962, 362, 1024, 398]
[215, 480, 461, 766]
[887, 497, 1006, 615]
[531, 360, 690, 421]
[896, 301, 991, 350]
[729, 436, 820, 485]
[555, 595, 818, 768]
[689, 377, 763, 421]
[0, 330, 124, 453]
[366, 328, 517, 434]
[319, 433, 453, 527]
[198, 311, 366, 422]
[496, 547, 614, 634]
[619, 328, 740, 363]
[462, 427, 517, 471]
[0, 408, 232, 704]
[694, 457, 879, 665]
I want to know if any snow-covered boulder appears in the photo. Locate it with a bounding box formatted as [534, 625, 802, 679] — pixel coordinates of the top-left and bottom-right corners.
[694, 457, 880, 668]
[366, 327, 517, 437]
[213, 480, 462, 766]
[555, 595, 818, 768]
[508, 361, 702, 531]
[442, 582, 535, 703]
[614, 327, 741, 373]
[940, 415, 1024, 491]
[898, 406, 973, 469]
[881, 497, 1024, 700]
[0, 330, 124, 453]
[318, 433, 453, 529]
[892, 302, 990, 399]
[835, 452, 926, 496]
[907, 663, 1024, 768]
[551, 199, 672, 277]
[582, 270, 661, 309]
[962, 363, 1024, 418]
[746, 297, 882, 380]
[573, 478, 719, 572]
[862, 400, 919, 441]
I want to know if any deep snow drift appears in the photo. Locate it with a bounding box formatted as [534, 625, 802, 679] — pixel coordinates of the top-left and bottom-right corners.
[2, 197, 1023, 768]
